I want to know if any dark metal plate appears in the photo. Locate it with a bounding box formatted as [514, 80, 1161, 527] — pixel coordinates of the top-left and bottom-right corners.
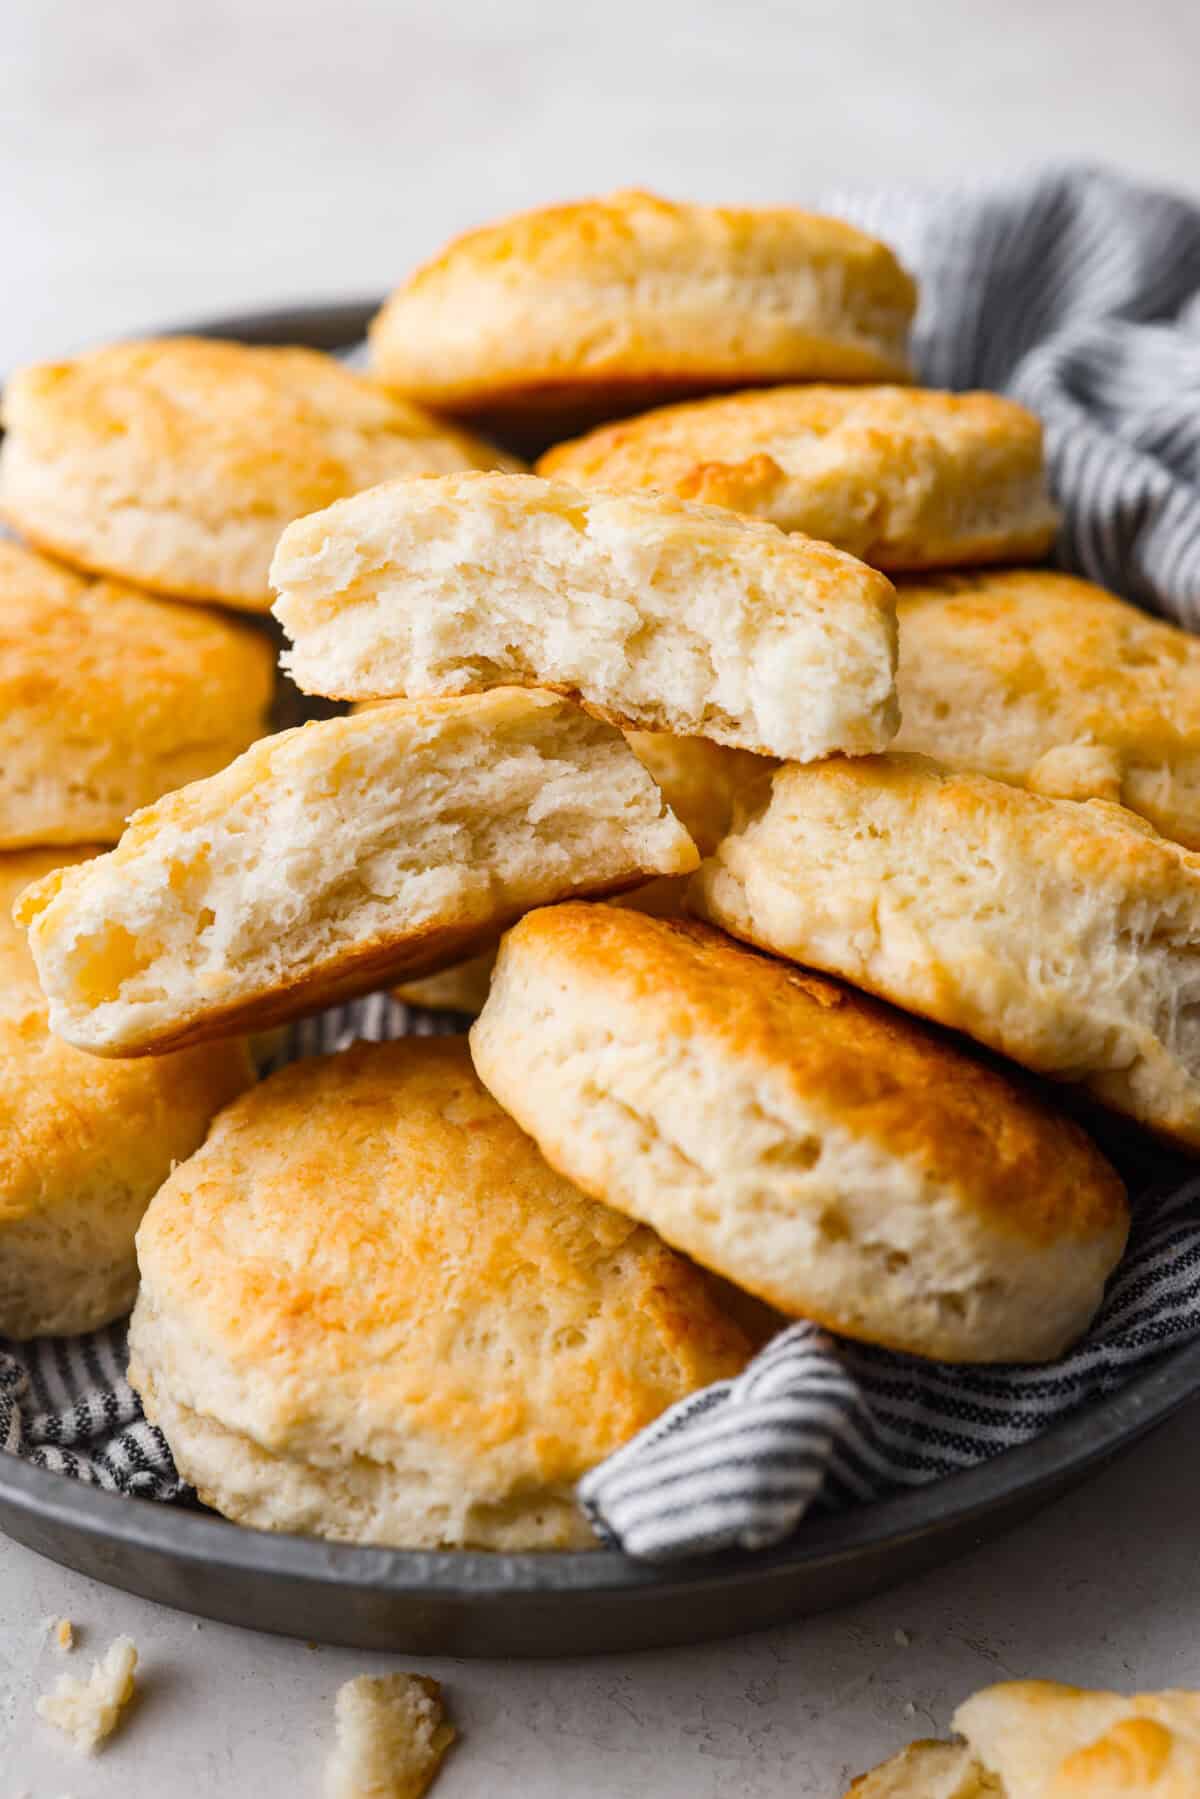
[3, 302, 1199, 1656]
[3, 1335, 1198, 1656]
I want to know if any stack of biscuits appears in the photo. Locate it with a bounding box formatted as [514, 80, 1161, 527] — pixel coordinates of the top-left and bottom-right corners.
[3, 188, 1199, 1556]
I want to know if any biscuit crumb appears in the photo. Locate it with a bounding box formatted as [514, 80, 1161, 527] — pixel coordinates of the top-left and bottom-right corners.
[37, 1635, 138, 1753]
[54, 1618, 75, 1652]
[325, 1673, 455, 1799]
[894, 1627, 912, 1648]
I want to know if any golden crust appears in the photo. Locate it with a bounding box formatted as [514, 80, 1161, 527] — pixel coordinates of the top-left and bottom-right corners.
[692, 752, 1200, 1149]
[479, 906, 1123, 1252]
[470, 908, 1126, 1362]
[0, 337, 521, 610]
[369, 191, 916, 446]
[539, 385, 1058, 570]
[0, 539, 274, 846]
[129, 1038, 751, 1549]
[894, 569, 1200, 847]
[0, 849, 254, 1338]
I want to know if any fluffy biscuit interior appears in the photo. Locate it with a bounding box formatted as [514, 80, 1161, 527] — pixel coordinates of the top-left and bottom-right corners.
[271, 472, 899, 761]
[16, 690, 697, 1054]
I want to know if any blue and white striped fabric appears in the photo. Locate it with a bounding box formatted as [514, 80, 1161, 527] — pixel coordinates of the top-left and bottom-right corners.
[832, 164, 1200, 622]
[4, 164, 1200, 1558]
[580, 1168, 1200, 1557]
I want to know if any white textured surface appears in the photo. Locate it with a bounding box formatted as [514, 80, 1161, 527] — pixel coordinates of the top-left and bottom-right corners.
[3, 0, 1200, 1790]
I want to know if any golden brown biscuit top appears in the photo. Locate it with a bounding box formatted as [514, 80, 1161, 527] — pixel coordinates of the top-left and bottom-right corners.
[0, 539, 274, 726]
[897, 569, 1200, 762]
[1, 337, 516, 520]
[135, 1038, 751, 1476]
[502, 905, 1126, 1251]
[540, 382, 1044, 498]
[399, 189, 917, 304]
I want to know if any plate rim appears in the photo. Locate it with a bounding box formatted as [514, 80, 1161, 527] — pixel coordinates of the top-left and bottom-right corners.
[3, 1327, 1199, 1599]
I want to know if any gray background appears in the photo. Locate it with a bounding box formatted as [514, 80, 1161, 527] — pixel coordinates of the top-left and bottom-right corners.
[2, 1, 1199, 1791]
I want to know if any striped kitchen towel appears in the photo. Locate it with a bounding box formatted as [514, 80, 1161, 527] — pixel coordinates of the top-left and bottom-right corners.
[3, 164, 1200, 1558]
[831, 163, 1200, 622]
[580, 1167, 1200, 1557]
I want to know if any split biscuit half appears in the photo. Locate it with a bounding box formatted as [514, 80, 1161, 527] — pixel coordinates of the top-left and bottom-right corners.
[272, 471, 899, 762]
[16, 690, 697, 1056]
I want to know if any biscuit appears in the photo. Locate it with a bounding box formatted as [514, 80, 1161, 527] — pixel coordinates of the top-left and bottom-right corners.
[0, 540, 274, 847]
[271, 472, 899, 761]
[326, 1674, 454, 1799]
[127, 1038, 751, 1550]
[470, 907, 1126, 1362]
[0, 337, 521, 612]
[392, 950, 498, 1016]
[394, 729, 770, 1013]
[539, 385, 1058, 570]
[37, 1636, 139, 1755]
[848, 1680, 1200, 1796]
[16, 690, 698, 1057]
[369, 190, 916, 448]
[692, 753, 1200, 1149]
[893, 569, 1200, 847]
[621, 731, 775, 856]
[0, 849, 253, 1339]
